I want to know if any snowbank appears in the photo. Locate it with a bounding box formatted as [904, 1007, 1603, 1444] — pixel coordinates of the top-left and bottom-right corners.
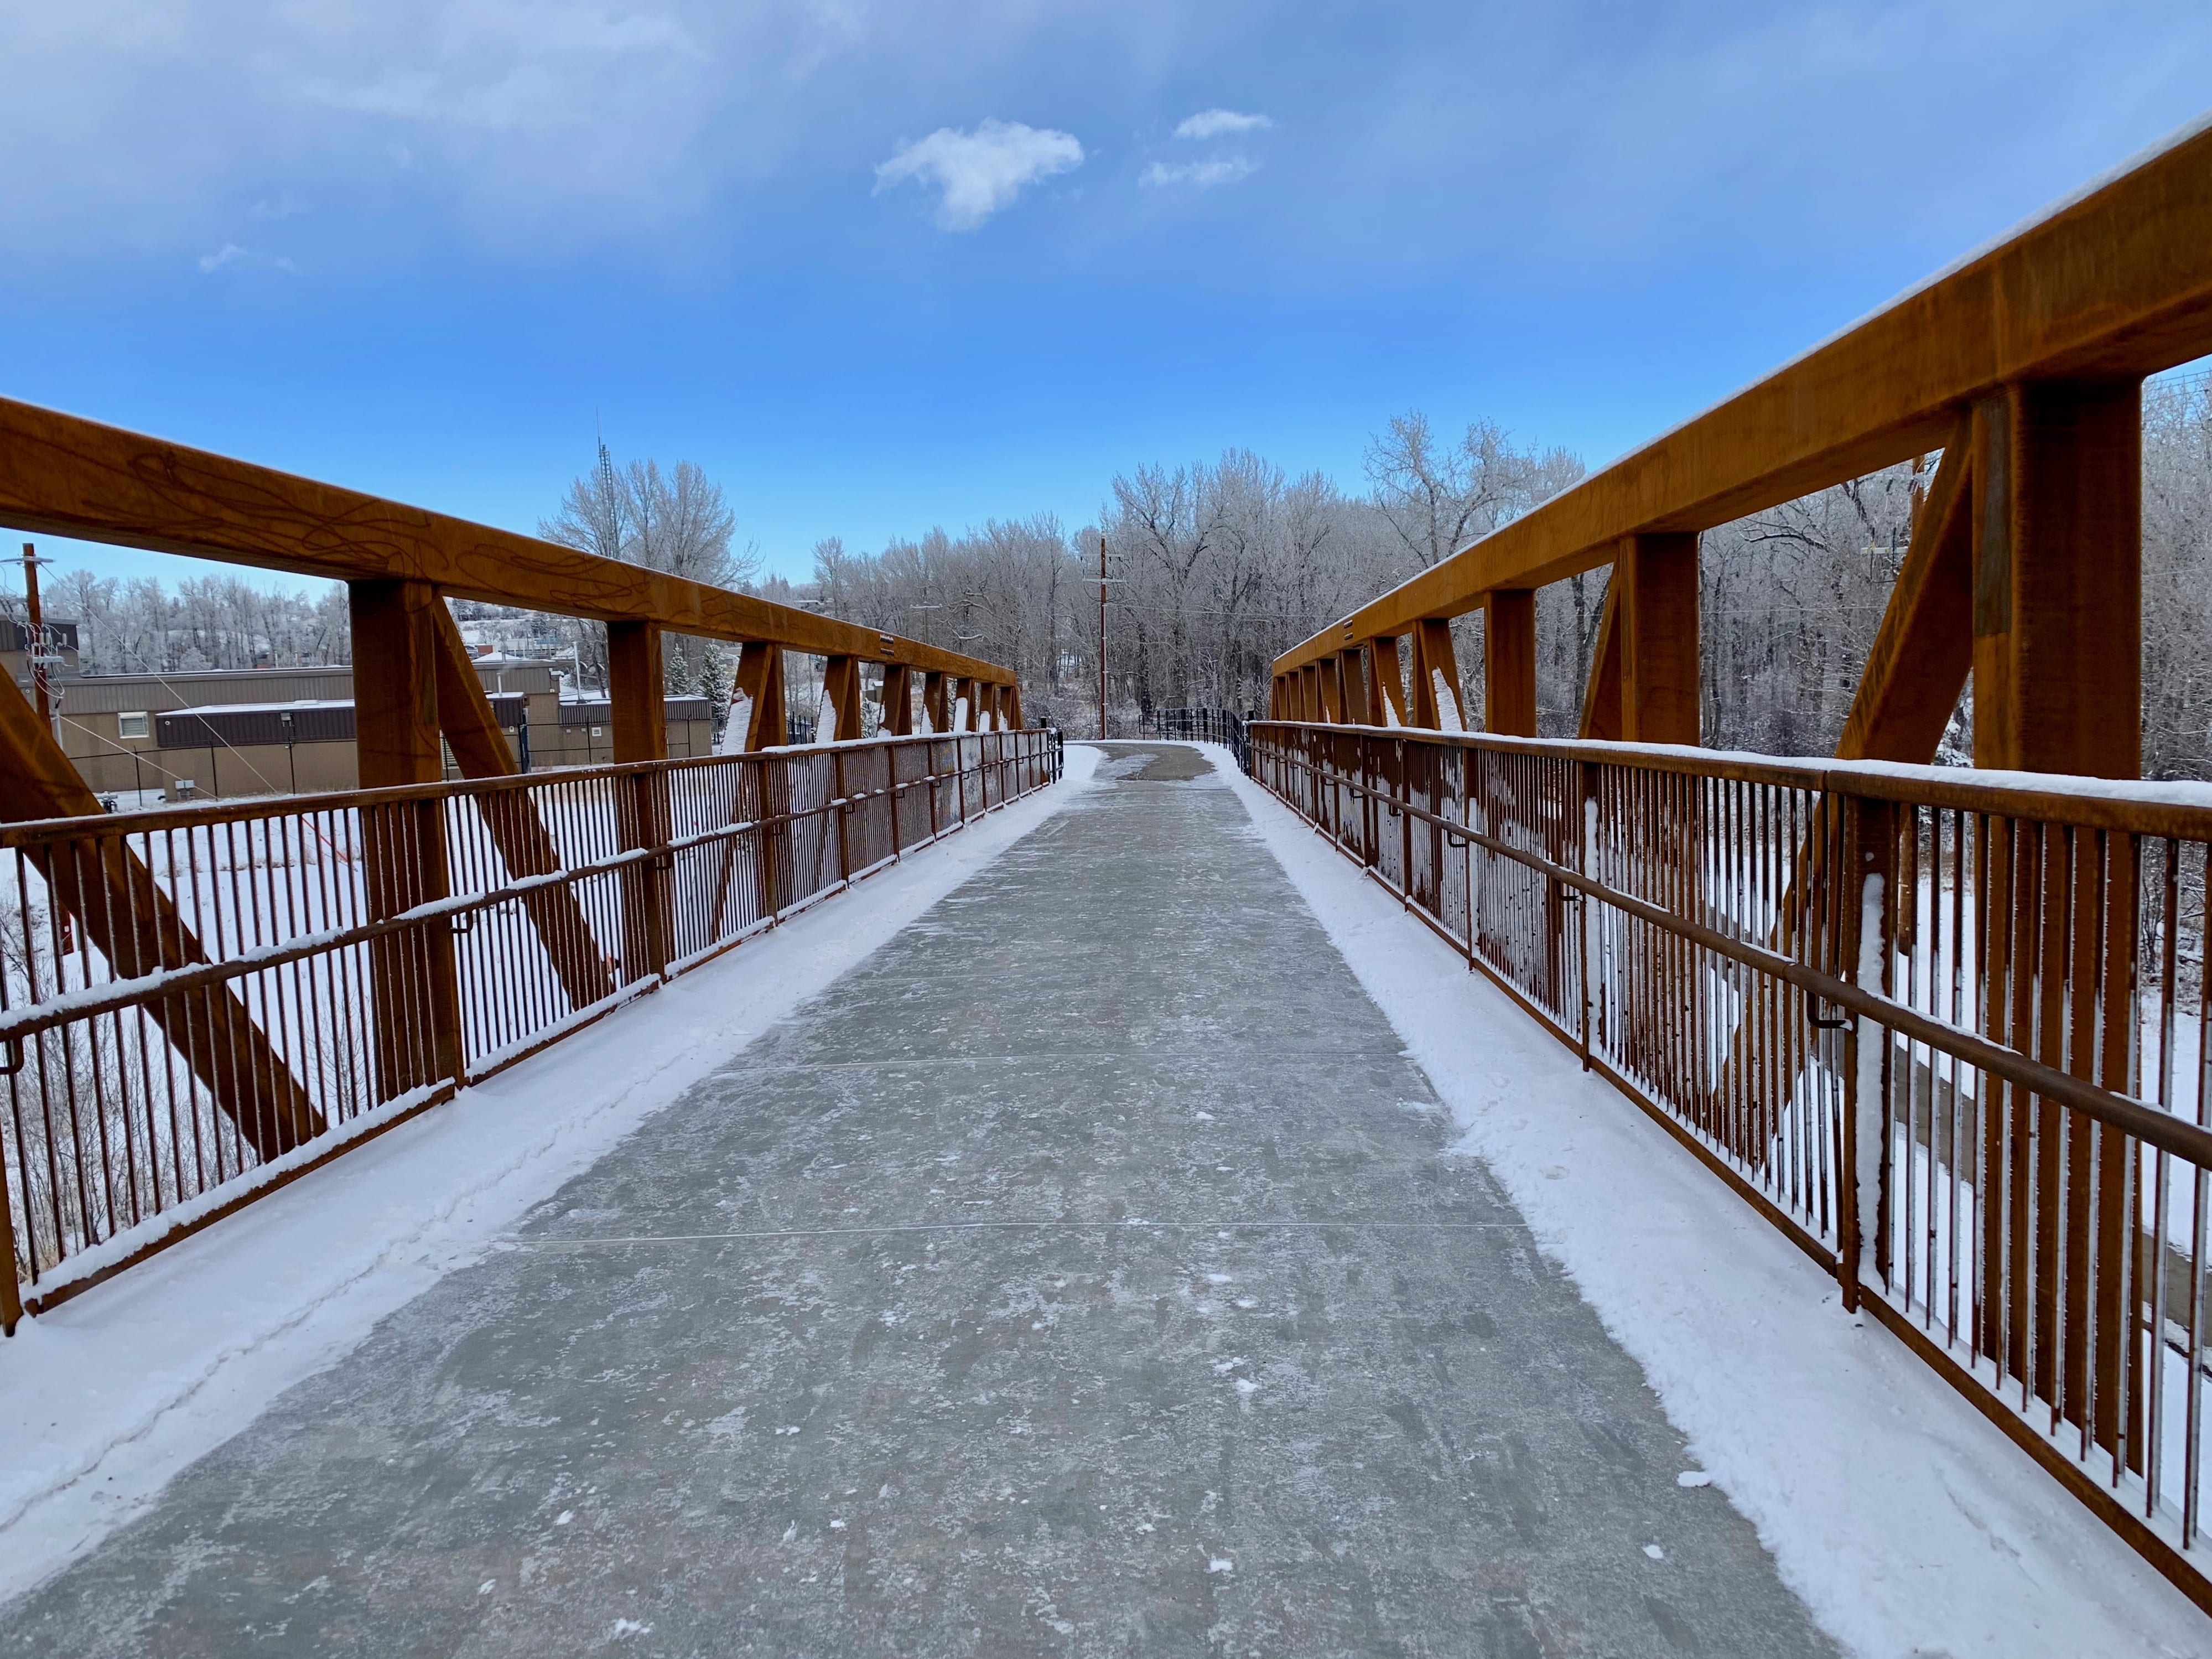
[1214, 745, 2212, 1659]
[0, 748, 1097, 1605]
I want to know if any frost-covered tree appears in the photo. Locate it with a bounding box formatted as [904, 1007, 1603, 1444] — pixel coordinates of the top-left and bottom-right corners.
[536, 445, 755, 716]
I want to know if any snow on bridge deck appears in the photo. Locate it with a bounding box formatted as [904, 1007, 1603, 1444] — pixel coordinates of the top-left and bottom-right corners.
[0, 744, 2200, 1656]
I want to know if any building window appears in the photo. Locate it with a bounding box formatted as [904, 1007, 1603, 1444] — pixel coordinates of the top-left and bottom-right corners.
[117, 712, 149, 740]
[590, 726, 603, 738]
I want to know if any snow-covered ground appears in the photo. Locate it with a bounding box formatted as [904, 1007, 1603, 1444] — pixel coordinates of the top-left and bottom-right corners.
[0, 746, 1098, 1606]
[1215, 744, 2212, 1659]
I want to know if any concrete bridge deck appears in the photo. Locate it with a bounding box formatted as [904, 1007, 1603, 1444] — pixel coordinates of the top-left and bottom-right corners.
[0, 744, 1834, 1657]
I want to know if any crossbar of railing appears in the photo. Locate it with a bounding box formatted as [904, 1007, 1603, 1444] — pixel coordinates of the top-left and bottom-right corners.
[0, 731, 1058, 1324]
[1251, 717, 2212, 1616]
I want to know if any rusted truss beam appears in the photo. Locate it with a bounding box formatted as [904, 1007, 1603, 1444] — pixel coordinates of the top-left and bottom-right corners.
[821, 656, 865, 741]
[0, 672, 324, 1158]
[429, 603, 617, 1014]
[0, 398, 1017, 691]
[1835, 417, 1976, 762]
[1275, 120, 2212, 677]
[730, 641, 790, 751]
[879, 664, 916, 737]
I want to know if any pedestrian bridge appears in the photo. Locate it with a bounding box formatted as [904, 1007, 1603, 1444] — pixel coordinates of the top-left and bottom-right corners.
[4, 118, 2212, 1655]
[1, 742, 1852, 1656]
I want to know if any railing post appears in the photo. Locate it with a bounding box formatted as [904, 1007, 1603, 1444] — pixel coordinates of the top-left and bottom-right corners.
[1399, 740, 1413, 909]
[1836, 794, 1897, 1313]
[1338, 650, 1370, 726]
[350, 578, 464, 1100]
[887, 742, 904, 863]
[1460, 744, 1476, 966]
[624, 769, 672, 976]
[1353, 739, 1371, 875]
[1575, 758, 1595, 1071]
[0, 1149, 21, 1335]
[833, 747, 851, 885]
[757, 754, 784, 923]
[1425, 741, 1444, 913]
[928, 739, 943, 841]
[609, 620, 672, 980]
[1969, 381, 2144, 1463]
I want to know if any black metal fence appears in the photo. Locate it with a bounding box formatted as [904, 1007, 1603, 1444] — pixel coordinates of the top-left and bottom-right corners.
[1145, 708, 1250, 771]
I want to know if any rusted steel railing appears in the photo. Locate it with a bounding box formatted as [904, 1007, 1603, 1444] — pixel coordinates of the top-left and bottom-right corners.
[1252, 718, 2212, 1612]
[0, 730, 1057, 1323]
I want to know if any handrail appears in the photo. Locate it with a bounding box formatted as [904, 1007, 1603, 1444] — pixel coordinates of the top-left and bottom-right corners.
[1253, 721, 2212, 1169]
[1253, 719, 2212, 839]
[0, 746, 950, 1046]
[0, 730, 1012, 848]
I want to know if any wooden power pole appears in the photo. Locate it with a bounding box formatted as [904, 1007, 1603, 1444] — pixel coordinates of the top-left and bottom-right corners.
[20, 542, 51, 724]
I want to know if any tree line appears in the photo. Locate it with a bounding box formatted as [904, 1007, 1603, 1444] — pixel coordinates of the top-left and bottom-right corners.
[7, 569, 352, 677]
[806, 379, 2212, 779]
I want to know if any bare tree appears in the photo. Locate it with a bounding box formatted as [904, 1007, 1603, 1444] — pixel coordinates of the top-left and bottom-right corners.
[536, 444, 754, 718]
[1366, 412, 1579, 571]
[538, 442, 629, 690]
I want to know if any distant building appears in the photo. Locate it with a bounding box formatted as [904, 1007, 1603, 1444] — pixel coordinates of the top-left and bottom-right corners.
[23, 644, 714, 806]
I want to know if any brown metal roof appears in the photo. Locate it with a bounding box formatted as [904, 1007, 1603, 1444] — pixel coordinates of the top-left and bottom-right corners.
[558, 697, 712, 728]
[157, 693, 527, 749]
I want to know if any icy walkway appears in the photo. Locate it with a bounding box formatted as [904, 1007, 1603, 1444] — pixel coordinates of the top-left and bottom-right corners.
[0, 744, 1834, 1657]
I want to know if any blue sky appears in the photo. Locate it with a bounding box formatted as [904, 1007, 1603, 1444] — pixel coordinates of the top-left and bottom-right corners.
[4, 0, 2210, 592]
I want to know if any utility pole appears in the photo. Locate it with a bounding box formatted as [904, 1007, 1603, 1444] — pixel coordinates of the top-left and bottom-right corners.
[1097, 530, 1108, 741]
[20, 541, 53, 724]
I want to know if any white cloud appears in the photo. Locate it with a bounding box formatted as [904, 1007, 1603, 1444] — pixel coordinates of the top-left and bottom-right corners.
[0, 0, 1224, 265]
[874, 118, 1082, 231]
[1172, 108, 1270, 141]
[1146, 107, 1268, 193]
[284, 3, 709, 134]
[0, 0, 838, 260]
[1140, 155, 1258, 189]
[197, 243, 301, 275]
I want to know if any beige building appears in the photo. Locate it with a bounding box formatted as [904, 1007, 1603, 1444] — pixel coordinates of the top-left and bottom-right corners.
[18, 650, 714, 806]
[539, 695, 715, 771]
